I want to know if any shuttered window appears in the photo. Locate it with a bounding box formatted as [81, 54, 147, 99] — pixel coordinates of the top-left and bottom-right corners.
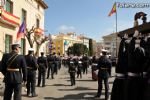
[21, 38, 26, 55]
[5, 0, 13, 13]
[5, 34, 12, 53]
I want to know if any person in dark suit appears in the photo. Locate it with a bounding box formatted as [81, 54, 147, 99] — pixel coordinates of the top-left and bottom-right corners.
[126, 31, 146, 100]
[77, 59, 82, 78]
[37, 52, 48, 87]
[57, 53, 61, 70]
[143, 36, 150, 100]
[82, 54, 89, 74]
[47, 53, 55, 79]
[25, 48, 38, 97]
[68, 59, 76, 86]
[111, 34, 128, 100]
[95, 49, 112, 100]
[1, 43, 27, 100]
[54, 53, 59, 75]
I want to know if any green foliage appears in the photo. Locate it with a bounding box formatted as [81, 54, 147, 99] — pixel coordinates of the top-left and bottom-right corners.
[67, 43, 88, 56]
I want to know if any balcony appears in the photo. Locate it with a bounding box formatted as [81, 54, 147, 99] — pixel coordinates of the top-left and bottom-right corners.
[0, 7, 20, 28]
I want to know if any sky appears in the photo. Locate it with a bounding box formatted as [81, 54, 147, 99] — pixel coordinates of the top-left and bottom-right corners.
[44, 0, 150, 42]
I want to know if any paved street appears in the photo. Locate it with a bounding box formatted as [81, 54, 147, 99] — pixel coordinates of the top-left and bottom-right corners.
[0, 66, 115, 100]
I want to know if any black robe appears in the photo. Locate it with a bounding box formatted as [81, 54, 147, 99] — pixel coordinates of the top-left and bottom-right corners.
[126, 37, 145, 100]
[111, 38, 128, 100]
[143, 37, 150, 100]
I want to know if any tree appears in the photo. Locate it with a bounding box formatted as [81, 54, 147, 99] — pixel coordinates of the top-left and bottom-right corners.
[25, 26, 35, 48]
[25, 26, 48, 56]
[67, 43, 88, 56]
[34, 34, 48, 56]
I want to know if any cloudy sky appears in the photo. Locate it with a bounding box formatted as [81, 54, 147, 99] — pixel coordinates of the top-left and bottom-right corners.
[44, 0, 150, 41]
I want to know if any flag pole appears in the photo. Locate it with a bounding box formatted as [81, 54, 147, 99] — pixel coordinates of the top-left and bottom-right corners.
[115, 2, 118, 58]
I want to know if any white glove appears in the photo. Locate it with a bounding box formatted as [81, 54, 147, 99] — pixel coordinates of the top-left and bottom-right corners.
[133, 30, 139, 37]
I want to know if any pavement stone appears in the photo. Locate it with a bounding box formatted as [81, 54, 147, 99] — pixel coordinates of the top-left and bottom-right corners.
[0, 66, 115, 100]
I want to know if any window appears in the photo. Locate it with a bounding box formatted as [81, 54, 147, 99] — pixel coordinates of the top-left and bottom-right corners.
[5, 0, 13, 13]
[105, 42, 111, 45]
[22, 9, 27, 24]
[5, 34, 12, 53]
[21, 38, 26, 55]
[36, 18, 40, 28]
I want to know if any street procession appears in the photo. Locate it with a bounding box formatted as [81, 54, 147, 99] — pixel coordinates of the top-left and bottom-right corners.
[0, 0, 150, 100]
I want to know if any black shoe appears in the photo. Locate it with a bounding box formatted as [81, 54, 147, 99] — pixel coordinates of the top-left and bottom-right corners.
[27, 91, 30, 96]
[94, 95, 100, 98]
[32, 93, 38, 97]
[27, 93, 30, 97]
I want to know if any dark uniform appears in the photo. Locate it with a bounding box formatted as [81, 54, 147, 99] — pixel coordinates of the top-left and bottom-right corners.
[68, 60, 76, 86]
[66, 57, 71, 68]
[37, 52, 48, 87]
[1, 43, 27, 100]
[73, 58, 78, 68]
[126, 37, 145, 100]
[77, 60, 82, 78]
[25, 49, 38, 97]
[111, 37, 128, 100]
[95, 51, 111, 100]
[57, 53, 61, 70]
[82, 54, 89, 74]
[143, 37, 150, 100]
[47, 54, 55, 79]
[54, 55, 59, 75]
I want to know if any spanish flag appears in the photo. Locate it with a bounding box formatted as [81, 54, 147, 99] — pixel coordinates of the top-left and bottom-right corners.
[108, 3, 116, 17]
[34, 28, 44, 36]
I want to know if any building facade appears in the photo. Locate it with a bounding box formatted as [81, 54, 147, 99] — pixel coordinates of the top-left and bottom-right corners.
[46, 32, 90, 56]
[102, 33, 120, 58]
[0, 0, 48, 59]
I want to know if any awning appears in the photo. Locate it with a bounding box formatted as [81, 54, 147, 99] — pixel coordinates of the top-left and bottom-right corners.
[0, 7, 20, 27]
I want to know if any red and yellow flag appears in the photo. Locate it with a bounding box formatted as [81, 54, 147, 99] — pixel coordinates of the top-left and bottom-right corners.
[34, 28, 44, 36]
[108, 3, 116, 17]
